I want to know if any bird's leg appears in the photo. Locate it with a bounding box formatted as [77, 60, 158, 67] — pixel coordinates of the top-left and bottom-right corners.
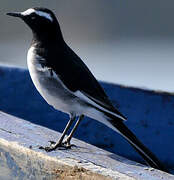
[63, 115, 84, 147]
[39, 114, 76, 152]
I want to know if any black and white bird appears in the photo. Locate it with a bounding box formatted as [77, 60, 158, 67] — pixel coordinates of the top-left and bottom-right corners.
[7, 7, 166, 171]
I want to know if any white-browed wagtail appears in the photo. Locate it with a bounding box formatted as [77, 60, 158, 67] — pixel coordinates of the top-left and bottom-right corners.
[7, 7, 167, 171]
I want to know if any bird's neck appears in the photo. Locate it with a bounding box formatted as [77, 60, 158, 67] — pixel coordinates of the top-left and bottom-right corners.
[31, 27, 64, 48]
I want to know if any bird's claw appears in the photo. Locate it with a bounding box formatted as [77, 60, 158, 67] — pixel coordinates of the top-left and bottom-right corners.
[39, 140, 74, 152]
[62, 140, 76, 148]
[48, 140, 56, 145]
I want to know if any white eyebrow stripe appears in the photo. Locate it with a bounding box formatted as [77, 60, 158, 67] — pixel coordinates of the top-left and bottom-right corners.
[21, 8, 53, 22]
[35, 11, 53, 22]
[21, 8, 35, 16]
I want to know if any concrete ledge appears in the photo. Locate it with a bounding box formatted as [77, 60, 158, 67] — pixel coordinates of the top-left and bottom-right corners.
[0, 111, 173, 180]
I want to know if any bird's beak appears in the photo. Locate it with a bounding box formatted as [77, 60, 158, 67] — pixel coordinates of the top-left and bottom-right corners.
[6, 12, 23, 18]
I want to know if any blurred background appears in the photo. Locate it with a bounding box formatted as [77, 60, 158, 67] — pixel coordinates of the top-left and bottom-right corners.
[1, 0, 174, 91]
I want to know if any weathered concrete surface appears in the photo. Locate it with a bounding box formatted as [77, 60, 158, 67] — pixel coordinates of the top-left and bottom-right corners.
[0, 111, 173, 180]
[0, 66, 173, 172]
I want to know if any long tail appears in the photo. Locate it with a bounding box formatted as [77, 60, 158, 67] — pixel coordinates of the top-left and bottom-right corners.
[105, 114, 167, 172]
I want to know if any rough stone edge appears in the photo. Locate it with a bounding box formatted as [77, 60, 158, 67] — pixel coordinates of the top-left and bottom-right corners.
[0, 138, 134, 180]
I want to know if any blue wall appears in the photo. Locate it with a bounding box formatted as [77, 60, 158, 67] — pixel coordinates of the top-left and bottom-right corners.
[0, 66, 173, 171]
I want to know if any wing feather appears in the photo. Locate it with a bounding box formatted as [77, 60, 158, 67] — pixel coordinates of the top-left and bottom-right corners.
[37, 43, 126, 120]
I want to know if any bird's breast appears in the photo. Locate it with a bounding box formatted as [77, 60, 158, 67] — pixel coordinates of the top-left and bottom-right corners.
[27, 46, 84, 114]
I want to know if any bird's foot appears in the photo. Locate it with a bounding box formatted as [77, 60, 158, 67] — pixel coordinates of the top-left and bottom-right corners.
[39, 140, 73, 152]
[48, 141, 56, 145]
[62, 138, 76, 148]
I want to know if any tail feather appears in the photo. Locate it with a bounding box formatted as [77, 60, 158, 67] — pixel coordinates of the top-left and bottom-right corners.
[107, 115, 167, 172]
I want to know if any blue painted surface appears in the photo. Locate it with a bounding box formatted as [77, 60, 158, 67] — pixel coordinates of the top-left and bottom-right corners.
[0, 66, 173, 170]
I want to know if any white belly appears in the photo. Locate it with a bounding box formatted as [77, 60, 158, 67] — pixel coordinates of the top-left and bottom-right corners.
[27, 47, 84, 115]
[27, 47, 115, 129]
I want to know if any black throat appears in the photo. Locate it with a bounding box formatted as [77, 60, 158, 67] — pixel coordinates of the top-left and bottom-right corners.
[31, 20, 64, 49]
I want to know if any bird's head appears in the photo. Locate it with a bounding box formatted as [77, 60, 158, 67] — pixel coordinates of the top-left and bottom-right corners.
[7, 7, 63, 43]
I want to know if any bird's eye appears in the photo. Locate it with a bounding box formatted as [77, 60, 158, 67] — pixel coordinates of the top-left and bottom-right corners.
[31, 16, 36, 20]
